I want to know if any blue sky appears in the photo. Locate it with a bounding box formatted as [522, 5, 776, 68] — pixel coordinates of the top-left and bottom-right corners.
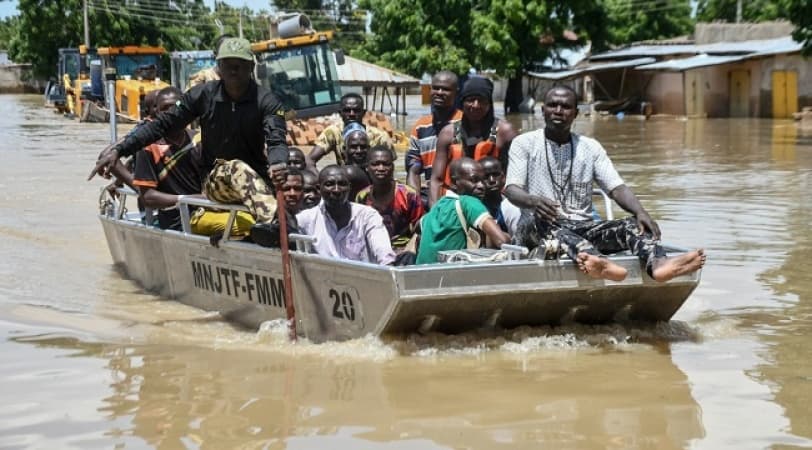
[0, 1, 275, 19]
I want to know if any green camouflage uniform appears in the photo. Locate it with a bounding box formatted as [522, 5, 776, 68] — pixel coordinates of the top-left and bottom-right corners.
[203, 159, 277, 223]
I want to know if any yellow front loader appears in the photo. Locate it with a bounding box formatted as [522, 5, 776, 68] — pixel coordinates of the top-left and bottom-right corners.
[95, 45, 169, 121]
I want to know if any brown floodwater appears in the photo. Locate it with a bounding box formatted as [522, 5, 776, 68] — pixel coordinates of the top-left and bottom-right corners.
[1, 94, 811, 449]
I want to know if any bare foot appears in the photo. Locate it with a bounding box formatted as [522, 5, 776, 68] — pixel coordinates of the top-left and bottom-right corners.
[576, 253, 628, 282]
[651, 249, 706, 282]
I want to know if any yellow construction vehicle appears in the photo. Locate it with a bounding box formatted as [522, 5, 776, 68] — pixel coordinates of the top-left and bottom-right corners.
[251, 14, 343, 120]
[81, 45, 169, 122]
[169, 49, 215, 91]
[44, 47, 99, 117]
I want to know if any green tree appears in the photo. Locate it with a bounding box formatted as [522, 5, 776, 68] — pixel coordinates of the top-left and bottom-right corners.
[696, 0, 789, 22]
[354, 0, 475, 76]
[470, 0, 608, 113]
[786, 0, 811, 55]
[7, 0, 213, 77]
[604, 0, 693, 46]
[357, 0, 611, 113]
[0, 16, 19, 50]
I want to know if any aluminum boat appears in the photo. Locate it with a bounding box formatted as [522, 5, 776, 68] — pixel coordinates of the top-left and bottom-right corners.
[99, 189, 701, 343]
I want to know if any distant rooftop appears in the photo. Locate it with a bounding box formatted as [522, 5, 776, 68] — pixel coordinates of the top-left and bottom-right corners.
[529, 33, 803, 79]
[590, 35, 801, 61]
[336, 55, 419, 87]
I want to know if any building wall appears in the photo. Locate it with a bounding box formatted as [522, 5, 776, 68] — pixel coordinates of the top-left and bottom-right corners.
[694, 59, 762, 117]
[758, 53, 811, 116]
[641, 54, 810, 117]
[695, 21, 795, 44]
[0, 64, 44, 93]
[644, 72, 684, 115]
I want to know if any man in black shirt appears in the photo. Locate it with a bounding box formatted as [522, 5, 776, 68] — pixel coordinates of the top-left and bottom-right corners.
[89, 37, 289, 223]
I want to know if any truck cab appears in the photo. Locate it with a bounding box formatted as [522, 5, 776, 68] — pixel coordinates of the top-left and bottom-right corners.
[45, 47, 98, 116]
[252, 15, 343, 119]
[97, 45, 169, 121]
[169, 49, 215, 91]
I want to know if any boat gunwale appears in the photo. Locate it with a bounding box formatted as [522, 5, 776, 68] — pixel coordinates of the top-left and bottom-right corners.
[99, 214, 698, 276]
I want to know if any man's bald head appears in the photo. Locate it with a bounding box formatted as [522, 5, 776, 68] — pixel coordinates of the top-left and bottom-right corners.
[544, 84, 577, 104]
[319, 164, 347, 184]
[449, 157, 485, 197]
[319, 165, 351, 208]
[450, 157, 478, 183]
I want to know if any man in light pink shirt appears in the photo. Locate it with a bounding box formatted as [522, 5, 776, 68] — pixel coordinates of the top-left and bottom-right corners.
[296, 165, 396, 265]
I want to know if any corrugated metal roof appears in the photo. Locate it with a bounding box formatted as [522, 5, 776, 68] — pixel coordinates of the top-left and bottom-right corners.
[634, 36, 803, 71]
[336, 55, 419, 87]
[697, 35, 801, 55]
[591, 36, 801, 61]
[747, 36, 803, 57]
[590, 44, 699, 60]
[635, 54, 747, 71]
[527, 57, 655, 80]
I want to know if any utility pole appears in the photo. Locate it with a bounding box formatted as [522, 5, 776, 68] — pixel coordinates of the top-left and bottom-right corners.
[239, 9, 244, 38]
[83, 0, 90, 48]
[735, 0, 742, 23]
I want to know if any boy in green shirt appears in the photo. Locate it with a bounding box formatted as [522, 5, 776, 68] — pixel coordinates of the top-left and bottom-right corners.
[416, 157, 510, 264]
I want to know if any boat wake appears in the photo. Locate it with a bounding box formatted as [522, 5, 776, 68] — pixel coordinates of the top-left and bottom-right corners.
[389, 321, 703, 357]
[244, 319, 706, 360]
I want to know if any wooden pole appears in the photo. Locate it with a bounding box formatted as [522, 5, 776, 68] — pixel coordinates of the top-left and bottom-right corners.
[276, 190, 297, 341]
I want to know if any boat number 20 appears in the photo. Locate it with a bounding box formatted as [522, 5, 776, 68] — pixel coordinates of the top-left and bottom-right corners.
[330, 288, 356, 321]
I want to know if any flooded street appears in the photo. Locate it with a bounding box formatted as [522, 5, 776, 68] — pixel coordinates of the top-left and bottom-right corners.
[1, 93, 811, 449]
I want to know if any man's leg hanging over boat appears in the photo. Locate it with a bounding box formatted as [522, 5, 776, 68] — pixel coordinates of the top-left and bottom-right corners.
[554, 224, 628, 282]
[580, 216, 705, 282]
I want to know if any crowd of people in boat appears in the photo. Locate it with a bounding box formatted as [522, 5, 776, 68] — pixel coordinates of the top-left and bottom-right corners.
[89, 37, 705, 283]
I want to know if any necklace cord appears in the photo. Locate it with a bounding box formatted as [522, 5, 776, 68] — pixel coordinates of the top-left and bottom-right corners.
[544, 135, 575, 206]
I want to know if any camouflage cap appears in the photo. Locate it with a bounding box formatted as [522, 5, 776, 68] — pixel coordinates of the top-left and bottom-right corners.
[216, 37, 253, 61]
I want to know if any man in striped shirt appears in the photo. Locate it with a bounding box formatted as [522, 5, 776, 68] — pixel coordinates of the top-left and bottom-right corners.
[505, 86, 705, 282]
[405, 71, 463, 204]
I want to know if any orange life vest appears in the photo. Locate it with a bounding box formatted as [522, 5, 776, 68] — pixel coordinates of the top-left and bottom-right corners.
[442, 122, 500, 188]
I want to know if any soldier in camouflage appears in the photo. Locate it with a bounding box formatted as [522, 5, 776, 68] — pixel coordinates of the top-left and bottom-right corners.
[90, 37, 289, 225]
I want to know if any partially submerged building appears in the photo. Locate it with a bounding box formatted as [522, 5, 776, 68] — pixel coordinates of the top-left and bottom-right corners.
[529, 22, 809, 118]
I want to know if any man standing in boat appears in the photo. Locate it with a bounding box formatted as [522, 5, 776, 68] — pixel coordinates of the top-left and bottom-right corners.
[405, 71, 463, 204]
[429, 76, 517, 207]
[306, 93, 392, 169]
[505, 85, 705, 282]
[89, 37, 290, 226]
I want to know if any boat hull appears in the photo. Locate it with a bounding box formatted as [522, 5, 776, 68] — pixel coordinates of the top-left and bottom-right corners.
[100, 215, 700, 342]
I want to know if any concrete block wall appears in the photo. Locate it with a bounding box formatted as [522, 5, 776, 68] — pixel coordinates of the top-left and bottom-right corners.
[0, 64, 44, 94]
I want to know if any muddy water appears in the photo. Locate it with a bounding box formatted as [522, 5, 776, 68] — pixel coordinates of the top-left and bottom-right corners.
[1, 94, 811, 449]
